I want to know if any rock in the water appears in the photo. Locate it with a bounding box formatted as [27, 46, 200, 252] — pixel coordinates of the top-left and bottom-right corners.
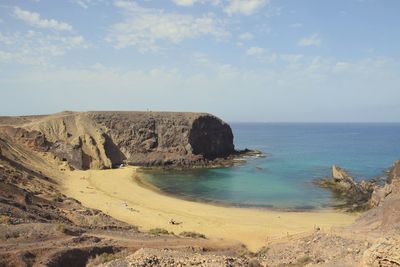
[332, 165, 358, 191]
[316, 165, 377, 211]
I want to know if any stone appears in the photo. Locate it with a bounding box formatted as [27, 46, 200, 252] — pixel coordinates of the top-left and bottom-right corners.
[361, 238, 400, 267]
[370, 161, 400, 207]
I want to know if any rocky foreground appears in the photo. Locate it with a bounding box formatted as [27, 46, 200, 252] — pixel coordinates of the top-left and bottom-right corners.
[0, 111, 399, 266]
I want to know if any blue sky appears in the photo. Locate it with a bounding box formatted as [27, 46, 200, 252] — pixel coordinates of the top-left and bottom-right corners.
[0, 0, 399, 122]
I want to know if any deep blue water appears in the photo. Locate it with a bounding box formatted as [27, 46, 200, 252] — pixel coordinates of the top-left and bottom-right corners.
[142, 123, 400, 209]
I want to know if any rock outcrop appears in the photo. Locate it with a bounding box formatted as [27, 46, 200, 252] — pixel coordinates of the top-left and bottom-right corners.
[0, 111, 237, 170]
[0, 126, 50, 152]
[316, 165, 376, 211]
[361, 237, 400, 267]
[353, 160, 400, 235]
[370, 161, 400, 208]
[331, 165, 359, 191]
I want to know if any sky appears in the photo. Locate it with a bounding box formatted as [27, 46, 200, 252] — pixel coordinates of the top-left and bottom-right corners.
[0, 0, 399, 122]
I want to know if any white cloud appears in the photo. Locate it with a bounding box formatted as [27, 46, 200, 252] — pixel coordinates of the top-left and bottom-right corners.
[334, 61, 351, 72]
[246, 46, 265, 56]
[171, 0, 222, 6]
[75, 0, 90, 9]
[224, 0, 269, 16]
[14, 7, 73, 32]
[280, 54, 304, 64]
[172, 0, 196, 6]
[108, 0, 229, 53]
[72, 0, 106, 9]
[193, 52, 210, 65]
[289, 22, 302, 28]
[0, 30, 87, 65]
[4, 55, 398, 122]
[239, 32, 254, 41]
[298, 33, 321, 47]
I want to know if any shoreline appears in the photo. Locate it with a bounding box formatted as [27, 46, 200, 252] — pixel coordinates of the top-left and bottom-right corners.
[60, 166, 358, 252]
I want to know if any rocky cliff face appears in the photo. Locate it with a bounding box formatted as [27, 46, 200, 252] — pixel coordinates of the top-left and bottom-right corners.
[0, 111, 236, 170]
[370, 160, 400, 208]
[89, 111, 234, 167]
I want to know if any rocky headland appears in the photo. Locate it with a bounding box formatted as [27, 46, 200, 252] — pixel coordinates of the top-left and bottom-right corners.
[0, 111, 399, 266]
[0, 111, 259, 171]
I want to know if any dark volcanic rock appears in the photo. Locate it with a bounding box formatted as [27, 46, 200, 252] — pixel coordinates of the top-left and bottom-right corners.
[50, 140, 86, 170]
[189, 115, 234, 159]
[87, 111, 236, 167]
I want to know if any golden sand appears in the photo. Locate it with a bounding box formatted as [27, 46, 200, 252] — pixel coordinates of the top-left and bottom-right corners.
[60, 167, 357, 251]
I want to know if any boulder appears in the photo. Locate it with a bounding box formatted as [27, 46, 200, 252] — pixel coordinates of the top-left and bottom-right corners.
[332, 165, 358, 191]
[361, 238, 400, 267]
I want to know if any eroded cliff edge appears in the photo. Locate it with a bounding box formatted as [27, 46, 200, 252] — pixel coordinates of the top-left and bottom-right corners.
[0, 111, 239, 170]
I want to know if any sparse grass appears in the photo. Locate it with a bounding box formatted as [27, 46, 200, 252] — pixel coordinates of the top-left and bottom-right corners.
[179, 231, 206, 239]
[0, 215, 10, 225]
[56, 224, 67, 233]
[149, 228, 171, 235]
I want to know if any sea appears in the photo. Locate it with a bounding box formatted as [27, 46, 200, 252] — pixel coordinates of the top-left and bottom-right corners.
[141, 123, 400, 210]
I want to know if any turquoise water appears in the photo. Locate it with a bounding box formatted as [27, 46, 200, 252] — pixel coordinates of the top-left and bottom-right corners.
[142, 123, 400, 210]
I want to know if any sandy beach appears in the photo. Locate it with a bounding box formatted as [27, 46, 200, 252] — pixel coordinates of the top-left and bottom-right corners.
[60, 167, 357, 251]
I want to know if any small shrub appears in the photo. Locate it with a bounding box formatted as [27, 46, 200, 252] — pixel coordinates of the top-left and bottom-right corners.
[0, 215, 10, 225]
[179, 231, 206, 239]
[149, 228, 170, 235]
[257, 246, 270, 255]
[56, 224, 67, 233]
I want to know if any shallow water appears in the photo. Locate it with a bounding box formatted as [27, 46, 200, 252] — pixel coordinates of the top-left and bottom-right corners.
[142, 123, 400, 209]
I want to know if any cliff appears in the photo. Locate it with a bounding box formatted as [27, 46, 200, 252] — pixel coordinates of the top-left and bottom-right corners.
[0, 111, 236, 170]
